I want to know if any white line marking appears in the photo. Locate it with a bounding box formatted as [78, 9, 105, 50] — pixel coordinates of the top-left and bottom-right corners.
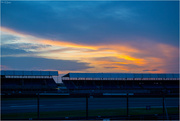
[10, 105, 44, 108]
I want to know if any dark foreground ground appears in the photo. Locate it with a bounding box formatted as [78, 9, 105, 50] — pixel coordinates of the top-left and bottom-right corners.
[1, 96, 179, 120]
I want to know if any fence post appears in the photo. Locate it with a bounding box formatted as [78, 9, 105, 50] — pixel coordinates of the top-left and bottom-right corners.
[37, 92, 40, 119]
[163, 93, 165, 119]
[127, 93, 129, 118]
[86, 94, 88, 120]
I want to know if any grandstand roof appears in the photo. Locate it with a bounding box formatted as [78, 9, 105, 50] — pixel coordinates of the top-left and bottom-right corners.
[1, 70, 58, 76]
[62, 73, 179, 79]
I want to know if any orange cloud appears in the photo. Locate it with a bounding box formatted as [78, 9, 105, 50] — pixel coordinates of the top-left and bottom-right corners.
[40, 39, 98, 50]
[1, 27, 27, 37]
[1, 27, 179, 73]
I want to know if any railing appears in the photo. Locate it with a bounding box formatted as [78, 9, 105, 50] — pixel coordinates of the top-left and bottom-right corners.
[5, 75, 53, 79]
[1, 93, 179, 120]
[62, 77, 179, 81]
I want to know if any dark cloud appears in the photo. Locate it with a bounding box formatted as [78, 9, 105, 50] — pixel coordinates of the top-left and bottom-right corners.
[118, 64, 142, 69]
[2, 43, 51, 51]
[93, 57, 126, 62]
[143, 69, 158, 72]
[1, 1, 179, 46]
[1, 47, 29, 55]
[1, 57, 92, 71]
[104, 67, 118, 69]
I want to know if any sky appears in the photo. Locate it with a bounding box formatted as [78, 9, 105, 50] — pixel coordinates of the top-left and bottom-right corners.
[1, 1, 179, 76]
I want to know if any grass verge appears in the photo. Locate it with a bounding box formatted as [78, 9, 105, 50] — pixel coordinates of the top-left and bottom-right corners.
[1, 107, 178, 119]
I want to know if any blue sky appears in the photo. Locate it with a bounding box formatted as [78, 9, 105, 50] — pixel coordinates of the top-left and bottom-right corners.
[1, 1, 179, 74]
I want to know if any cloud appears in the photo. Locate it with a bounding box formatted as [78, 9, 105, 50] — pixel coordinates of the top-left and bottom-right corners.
[2, 43, 52, 53]
[92, 57, 127, 62]
[1, 26, 179, 73]
[1, 47, 29, 55]
[1, 33, 21, 45]
[1, 34, 20, 42]
[104, 67, 118, 69]
[1, 57, 92, 71]
[1, 1, 178, 46]
[143, 69, 158, 72]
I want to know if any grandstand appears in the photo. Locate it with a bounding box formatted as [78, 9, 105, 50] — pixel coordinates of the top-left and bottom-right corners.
[1, 72, 179, 120]
[1, 70, 58, 95]
[62, 73, 179, 95]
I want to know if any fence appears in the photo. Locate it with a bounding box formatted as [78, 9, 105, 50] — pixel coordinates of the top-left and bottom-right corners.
[1, 94, 179, 120]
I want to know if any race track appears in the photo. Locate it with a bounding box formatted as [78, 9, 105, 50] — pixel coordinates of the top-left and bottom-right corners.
[1, 97, 179, 114]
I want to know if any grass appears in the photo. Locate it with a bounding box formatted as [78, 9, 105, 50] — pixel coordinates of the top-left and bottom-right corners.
[1, 107, 179, 119]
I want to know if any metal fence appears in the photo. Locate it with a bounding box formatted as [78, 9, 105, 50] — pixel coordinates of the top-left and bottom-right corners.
[1, 94, 179, 120]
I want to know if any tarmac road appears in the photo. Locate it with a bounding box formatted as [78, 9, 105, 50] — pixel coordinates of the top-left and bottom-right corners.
[1, 97, 179, 114]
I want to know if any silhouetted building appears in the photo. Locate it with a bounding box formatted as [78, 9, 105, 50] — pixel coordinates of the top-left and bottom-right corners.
[62, 73, 179, 95]
[1, 70, 58, 95]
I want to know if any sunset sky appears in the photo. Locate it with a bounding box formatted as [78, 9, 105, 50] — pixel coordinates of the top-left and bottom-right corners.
[1, 1, 179, 75]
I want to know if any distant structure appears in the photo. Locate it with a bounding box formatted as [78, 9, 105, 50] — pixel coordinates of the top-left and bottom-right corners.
[1, 70, 58, 95]
[62, 73, 179, 95]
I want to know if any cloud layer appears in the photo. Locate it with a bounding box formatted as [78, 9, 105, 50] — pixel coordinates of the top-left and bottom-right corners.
[1, 1, 179, 74]
[2, 1, 179, 46]
[1, 57, 92, 71]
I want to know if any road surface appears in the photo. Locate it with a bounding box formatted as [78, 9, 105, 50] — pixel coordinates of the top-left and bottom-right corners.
[1, 97, 179, 114]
